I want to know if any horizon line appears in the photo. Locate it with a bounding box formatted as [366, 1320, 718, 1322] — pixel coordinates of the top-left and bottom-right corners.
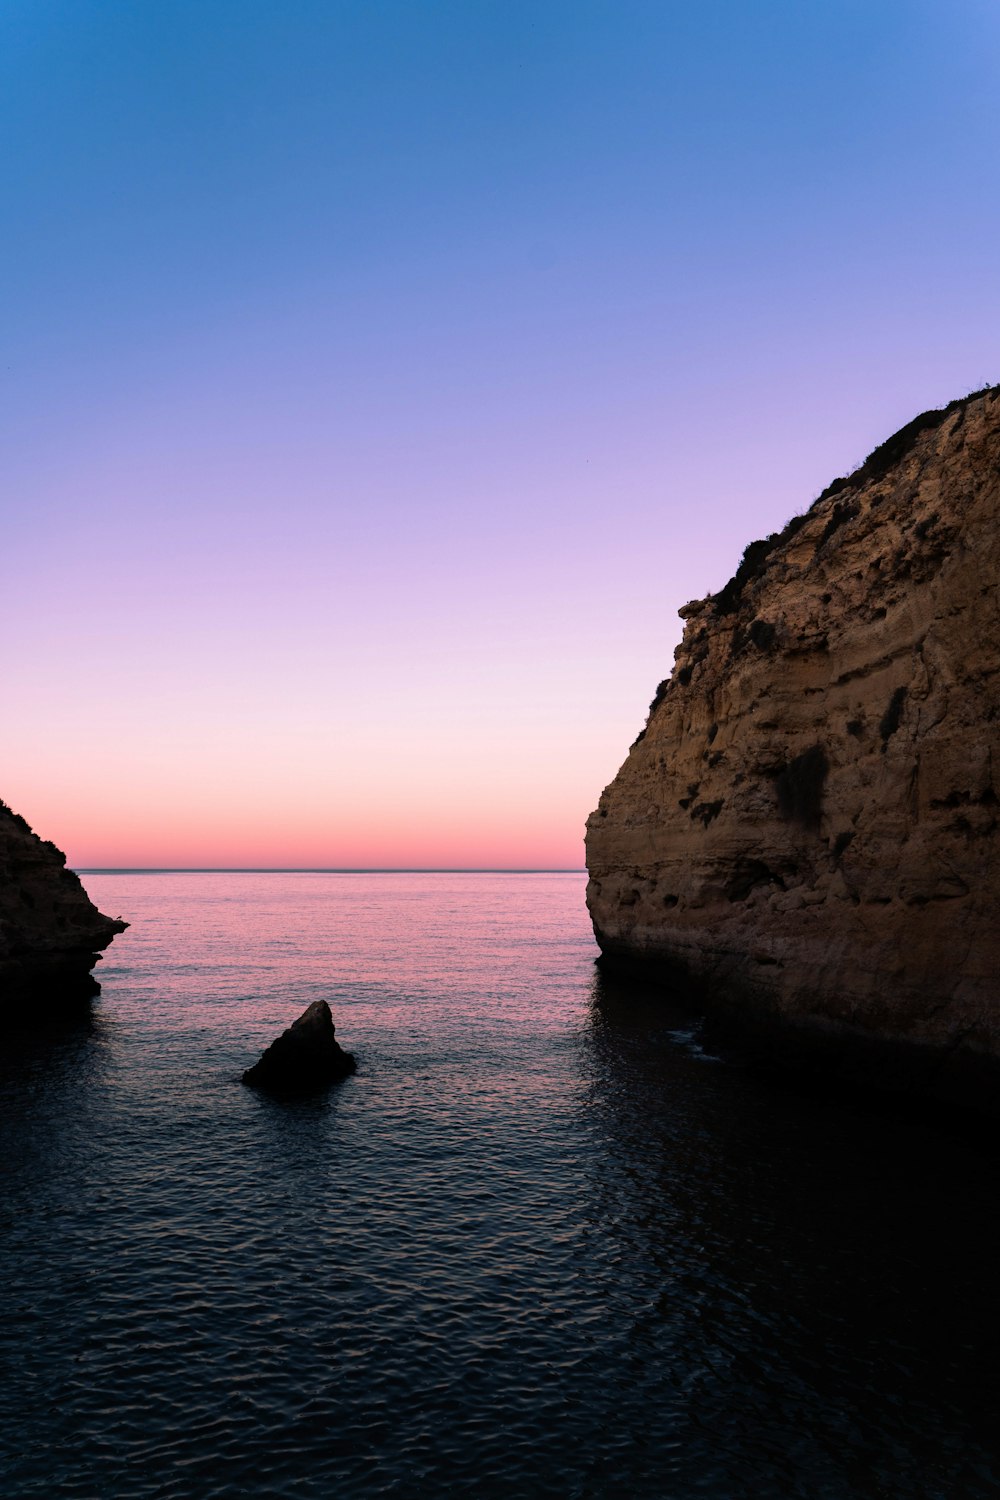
[75, 867, 589, 875]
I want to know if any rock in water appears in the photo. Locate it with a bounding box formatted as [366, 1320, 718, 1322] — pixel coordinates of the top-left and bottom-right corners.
[586, 386, 1000, 1108]
[242, 1000, 356, 1095]
[0, 798, 127, 1009]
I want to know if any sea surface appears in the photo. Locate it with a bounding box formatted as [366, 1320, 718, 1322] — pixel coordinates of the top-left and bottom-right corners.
[1, 872, 998, 1499]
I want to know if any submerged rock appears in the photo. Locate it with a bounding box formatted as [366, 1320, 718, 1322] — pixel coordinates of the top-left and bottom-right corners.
[0, 798, 127, 1010]
[585, 385, 1000, 1109]
[242, 1000, 356, 1095]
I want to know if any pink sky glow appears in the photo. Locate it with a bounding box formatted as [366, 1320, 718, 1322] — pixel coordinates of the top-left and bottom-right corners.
[5, 3, 1000, 866]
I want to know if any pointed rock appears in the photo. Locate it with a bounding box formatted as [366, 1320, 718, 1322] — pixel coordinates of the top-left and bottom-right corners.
[242, 1000, 356, 1095]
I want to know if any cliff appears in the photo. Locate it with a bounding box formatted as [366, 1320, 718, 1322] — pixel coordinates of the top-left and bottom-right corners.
[586, 386, 1000, 1104]
[0, 800, 127, 1007]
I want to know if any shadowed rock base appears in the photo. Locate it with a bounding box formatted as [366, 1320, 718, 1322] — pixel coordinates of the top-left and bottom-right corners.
[595, 950, 1000, 1121]
[242, 1000, 356, 1096]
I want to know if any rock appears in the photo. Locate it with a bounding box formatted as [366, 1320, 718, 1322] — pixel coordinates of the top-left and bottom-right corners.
[242, 1000, 356, 1095]
[585, 385, 1000, 1108]
[0, 798, 127, 1009]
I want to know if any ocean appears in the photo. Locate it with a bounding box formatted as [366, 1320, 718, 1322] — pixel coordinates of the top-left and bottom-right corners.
[1, 871, 997, 1498]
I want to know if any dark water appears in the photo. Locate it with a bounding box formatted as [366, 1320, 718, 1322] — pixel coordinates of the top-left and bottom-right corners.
[1, 873, 998, 1499]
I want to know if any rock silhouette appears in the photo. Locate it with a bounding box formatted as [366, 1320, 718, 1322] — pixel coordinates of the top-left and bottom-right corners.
[0, 798, 127, 1009]
[242, 1000, 356, 1095]
[586, 386, 1000, 1108]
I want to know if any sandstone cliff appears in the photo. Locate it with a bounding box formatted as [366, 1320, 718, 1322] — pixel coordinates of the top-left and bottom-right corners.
[586, 386, 1000, 1103]
[0, 800, 126, 1007]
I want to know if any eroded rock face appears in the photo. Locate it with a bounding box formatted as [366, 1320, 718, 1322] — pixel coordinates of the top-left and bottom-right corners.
[0, 800, 127, 1007]
[586, 387, 1000, 1102]
[243, 1000, 356, 1095]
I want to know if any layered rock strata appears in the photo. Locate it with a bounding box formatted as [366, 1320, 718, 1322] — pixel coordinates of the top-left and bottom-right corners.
[0, 799, 126, 1007]
[586, 387, 1000, 1104]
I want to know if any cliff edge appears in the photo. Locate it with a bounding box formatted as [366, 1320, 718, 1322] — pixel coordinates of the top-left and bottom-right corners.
[0, 800, 127, 1008]
[586, 386, 1000, 1105]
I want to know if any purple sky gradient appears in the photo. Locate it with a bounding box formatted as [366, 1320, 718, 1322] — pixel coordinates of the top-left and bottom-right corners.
[4, 1, 1000, 865]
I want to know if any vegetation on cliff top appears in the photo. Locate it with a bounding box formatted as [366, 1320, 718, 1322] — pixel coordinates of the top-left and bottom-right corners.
[710, 384, 999, 617]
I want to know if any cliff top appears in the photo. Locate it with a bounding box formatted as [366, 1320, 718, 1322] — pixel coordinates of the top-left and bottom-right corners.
[706, 383, 1000, 619]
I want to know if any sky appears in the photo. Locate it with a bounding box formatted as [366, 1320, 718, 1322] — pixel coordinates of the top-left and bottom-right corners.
[4, 0, 1000, 868]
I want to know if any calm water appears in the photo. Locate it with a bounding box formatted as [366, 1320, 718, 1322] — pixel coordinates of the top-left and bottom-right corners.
[1, 873, 998, 1499]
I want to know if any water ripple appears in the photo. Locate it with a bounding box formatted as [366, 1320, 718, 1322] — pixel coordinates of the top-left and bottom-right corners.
[0, 873, 997, 1498]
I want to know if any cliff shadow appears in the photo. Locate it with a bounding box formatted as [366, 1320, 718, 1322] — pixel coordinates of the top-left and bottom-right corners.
[577, 963, 1000, 1495]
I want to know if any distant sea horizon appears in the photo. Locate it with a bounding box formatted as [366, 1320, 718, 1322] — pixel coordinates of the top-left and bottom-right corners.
[75, 867, 588, 875]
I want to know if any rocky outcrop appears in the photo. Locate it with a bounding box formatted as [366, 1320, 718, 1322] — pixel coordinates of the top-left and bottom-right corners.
[586, 386, 1000, 1105]
[243, 1000, 356, 1095]
[0, 799, 127, 1007]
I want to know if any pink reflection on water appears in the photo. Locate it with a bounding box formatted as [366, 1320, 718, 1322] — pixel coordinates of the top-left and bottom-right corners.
[83, 873, 598, 1087]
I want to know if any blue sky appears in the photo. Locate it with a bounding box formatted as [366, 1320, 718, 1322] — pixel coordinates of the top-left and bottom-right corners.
[4, 1, 999, 863]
